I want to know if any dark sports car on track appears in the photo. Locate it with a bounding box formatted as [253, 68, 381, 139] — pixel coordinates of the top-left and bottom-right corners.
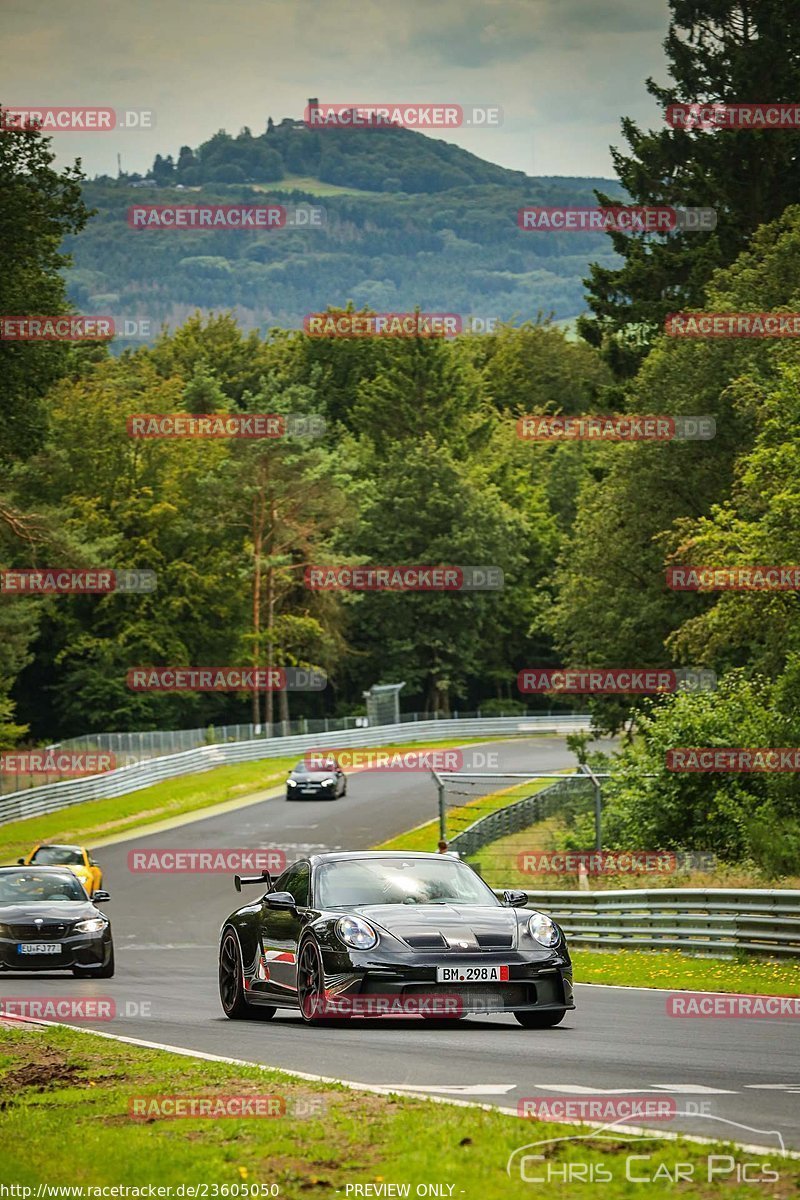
[285, 758, 347, 800]
[218, 851, 573, 1026]
[0, 866, 114, 977]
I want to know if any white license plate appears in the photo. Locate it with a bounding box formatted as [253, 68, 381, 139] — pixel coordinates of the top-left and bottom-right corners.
[18, 943, 61, 955]
[436, 964, 510, 983]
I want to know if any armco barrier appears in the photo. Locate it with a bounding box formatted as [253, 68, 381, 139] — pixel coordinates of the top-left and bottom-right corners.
[505, 888, 800, 958]
[0, 715, 591, 827]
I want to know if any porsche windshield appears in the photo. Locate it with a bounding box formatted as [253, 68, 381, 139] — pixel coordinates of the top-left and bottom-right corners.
[0, 871, 87, 903]
[316, 857, 500, 908]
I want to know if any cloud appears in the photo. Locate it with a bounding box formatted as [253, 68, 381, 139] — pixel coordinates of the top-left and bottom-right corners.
[1, 0, 672, 178]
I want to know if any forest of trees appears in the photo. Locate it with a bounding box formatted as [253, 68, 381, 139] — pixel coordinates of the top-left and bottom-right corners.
[66, 170, 623, 332]
[3, 0, 800, 869]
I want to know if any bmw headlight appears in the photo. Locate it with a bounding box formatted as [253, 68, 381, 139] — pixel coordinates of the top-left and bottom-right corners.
[337, 915, 378, 950]
[74, 917, 107, 934]
[528, 911, 559, 946]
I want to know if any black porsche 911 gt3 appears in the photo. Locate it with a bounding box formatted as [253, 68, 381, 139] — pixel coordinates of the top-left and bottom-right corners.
[218, 851, 573, 1027]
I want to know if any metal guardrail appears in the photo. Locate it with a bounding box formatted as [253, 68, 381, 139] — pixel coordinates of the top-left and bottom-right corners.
[0, 715, 592, 827]
[1, 706, 584, 795]
[450, 775, 592, 857]
[508, 888, 800, 958]
[42, 707, 580, 767]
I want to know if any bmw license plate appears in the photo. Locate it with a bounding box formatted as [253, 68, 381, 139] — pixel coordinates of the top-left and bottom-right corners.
[436, 964, 509, 982]
[18, 943, 61, 954]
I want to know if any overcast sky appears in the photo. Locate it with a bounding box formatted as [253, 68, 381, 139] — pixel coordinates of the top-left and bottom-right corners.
[4, 0, 672, 180]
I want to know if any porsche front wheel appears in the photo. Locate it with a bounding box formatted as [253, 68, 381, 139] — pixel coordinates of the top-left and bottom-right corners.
[297, 939, 328, 1023]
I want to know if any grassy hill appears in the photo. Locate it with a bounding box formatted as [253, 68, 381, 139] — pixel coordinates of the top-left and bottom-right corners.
[65, 116, 624, 338]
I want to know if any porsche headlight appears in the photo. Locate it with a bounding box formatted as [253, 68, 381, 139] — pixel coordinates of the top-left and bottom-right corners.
[74, 917, 107, 934]
[337, 915, 378, 950]
[528, 911, 559, 946]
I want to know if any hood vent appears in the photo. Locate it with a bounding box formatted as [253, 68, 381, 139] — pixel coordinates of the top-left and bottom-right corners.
[475, 932, 514, 949]
[403, 932, 448, 949]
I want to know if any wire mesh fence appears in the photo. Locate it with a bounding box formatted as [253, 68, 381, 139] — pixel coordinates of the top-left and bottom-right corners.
[438, 771, 595, 857]
[447, 773, 596, 859]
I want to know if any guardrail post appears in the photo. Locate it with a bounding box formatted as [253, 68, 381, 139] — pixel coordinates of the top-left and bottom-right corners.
[432, 770, 447, 842]
[579, 762, 603, 851]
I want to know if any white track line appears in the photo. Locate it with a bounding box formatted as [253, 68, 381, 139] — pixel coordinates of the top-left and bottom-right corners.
[2, 1012, 797, 1159]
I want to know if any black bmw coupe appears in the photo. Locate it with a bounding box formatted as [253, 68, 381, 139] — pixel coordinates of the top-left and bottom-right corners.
[218, 851, 573, 1026]
[0, 866, 114, 977]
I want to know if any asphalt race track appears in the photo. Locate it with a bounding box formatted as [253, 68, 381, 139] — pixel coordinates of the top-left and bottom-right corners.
[3, 736, 799, 1154]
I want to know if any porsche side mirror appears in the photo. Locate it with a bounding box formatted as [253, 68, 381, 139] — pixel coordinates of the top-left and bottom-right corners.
[93, 890, 111, 903]
[503, 889, 529, 908]
[264, 891, 297, 911]
[17, 857, 25, 865]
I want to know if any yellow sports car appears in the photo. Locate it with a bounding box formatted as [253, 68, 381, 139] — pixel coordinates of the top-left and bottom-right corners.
[18, 844, 103, 896]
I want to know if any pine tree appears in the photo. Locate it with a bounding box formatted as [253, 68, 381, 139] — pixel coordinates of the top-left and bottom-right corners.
[580, 0, 800, 377]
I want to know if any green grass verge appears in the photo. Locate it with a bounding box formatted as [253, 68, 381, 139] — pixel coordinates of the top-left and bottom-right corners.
[0, 758, 296, 867]
[573, 948, 800, 996]
[1, 1024, 794, 1197]
[373, 777, 556, 854]
[470, 818, 800, 891]
[0, 737, 508, 866]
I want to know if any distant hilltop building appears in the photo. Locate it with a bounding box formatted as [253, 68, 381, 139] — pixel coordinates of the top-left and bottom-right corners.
[268, 100, 318, 133]
[267, 100, 396, 133]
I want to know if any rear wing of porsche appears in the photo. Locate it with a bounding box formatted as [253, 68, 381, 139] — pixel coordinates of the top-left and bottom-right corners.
[234, 869, 272, 893]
